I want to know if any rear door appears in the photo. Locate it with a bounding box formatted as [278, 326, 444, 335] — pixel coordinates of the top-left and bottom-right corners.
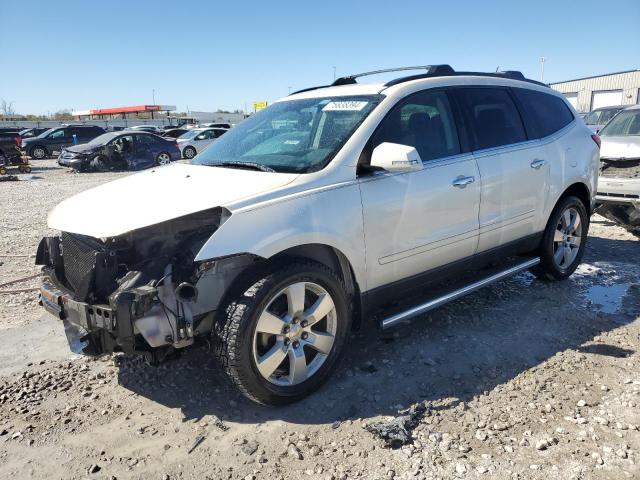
[193, 129, 215, 152]
[454, 87, 549, 253]
[358, 89, 481, 290]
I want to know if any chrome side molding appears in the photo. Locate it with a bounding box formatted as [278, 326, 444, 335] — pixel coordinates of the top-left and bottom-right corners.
[380, 257, 540, 329]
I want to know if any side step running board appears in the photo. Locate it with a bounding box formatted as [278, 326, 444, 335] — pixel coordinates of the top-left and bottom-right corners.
[380, 257, 540, 329]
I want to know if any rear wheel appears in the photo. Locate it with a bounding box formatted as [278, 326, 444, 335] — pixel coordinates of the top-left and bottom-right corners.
[183, 146, 196, 159]
[30, 146, 47, 160]
[533, 195, 589, 280]
[155, 152, 171, 165]
[214, 260, 351, 405]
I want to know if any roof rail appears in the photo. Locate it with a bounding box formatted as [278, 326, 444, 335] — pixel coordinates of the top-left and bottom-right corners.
[332, 65, 455, 86]
[289, 65, 546, 96]
[385, 68, 547, 88]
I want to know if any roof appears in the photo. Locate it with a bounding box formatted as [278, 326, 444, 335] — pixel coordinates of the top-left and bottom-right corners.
[550, 69, 640, 85]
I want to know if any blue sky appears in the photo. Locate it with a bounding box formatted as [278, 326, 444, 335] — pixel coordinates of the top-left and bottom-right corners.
[1, 0, 638, 115]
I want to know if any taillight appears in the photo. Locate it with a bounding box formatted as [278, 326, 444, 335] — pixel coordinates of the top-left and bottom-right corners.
[15, 136, 21, 147]
[175, 143, 179, 150]
[591, 134, 601, 148]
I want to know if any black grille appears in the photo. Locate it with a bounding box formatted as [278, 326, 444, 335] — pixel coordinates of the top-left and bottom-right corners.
[61, 233, 101, 298]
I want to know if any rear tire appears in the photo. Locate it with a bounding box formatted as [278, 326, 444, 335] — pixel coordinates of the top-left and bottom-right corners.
[213, 260, 351, 405]
[532, 195, 589, 280]
[155, 152, 171, 166]
[183, 146, 196, 159]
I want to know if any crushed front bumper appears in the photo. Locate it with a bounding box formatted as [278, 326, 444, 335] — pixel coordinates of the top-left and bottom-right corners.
[39, 269, 147, 356]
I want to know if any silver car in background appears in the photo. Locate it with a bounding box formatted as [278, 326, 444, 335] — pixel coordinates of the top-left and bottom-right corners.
[584, 105, 625, 134]
[176, 127, 228, 159]
[596, 105, 640, 235]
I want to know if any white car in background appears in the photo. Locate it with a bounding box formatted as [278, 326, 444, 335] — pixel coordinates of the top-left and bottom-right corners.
[176, 127, 227, 159]
[596, 105, 640, 235]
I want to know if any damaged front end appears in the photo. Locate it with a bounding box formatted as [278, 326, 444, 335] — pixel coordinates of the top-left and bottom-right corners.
[36, 207, 258, 363]
[597, 158, 640, 236]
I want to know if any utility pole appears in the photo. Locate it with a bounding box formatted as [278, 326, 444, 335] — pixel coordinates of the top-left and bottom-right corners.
[540, 57, 546, 82]
[333, 66, 336, 81]
[288, 86, 292, 95]
[152, 89, 156, 105]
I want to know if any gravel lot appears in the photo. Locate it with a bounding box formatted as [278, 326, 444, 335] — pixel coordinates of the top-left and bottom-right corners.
[0, 160, 638, 480]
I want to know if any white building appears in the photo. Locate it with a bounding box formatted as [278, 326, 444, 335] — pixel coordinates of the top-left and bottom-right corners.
[550, 69, 640, 113]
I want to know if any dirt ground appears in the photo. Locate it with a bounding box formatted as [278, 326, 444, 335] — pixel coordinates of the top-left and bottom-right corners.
[0, 160, 638, 480]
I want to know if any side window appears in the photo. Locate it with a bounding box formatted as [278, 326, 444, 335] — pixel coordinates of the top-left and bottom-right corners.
[49, 129, 66, 139]
[371, 90, 460, 162]
[195, 131, 210, 140]
[456, 88, 527, 150]
[136, 134, 156, 145]
[512, 88, 574, 138]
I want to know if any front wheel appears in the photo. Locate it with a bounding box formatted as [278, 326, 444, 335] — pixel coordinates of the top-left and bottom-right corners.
[214, 260, 351, 405]
[533, 195, 589, 280]
[30, 146, 47, 160]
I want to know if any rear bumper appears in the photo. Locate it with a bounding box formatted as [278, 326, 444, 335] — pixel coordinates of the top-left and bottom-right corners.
[597, 176, 640, 204]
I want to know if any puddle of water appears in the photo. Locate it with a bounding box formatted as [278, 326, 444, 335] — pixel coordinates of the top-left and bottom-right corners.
[585, 283, 631, 314]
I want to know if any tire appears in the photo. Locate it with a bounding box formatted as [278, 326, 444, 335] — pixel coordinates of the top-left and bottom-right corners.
[0, 166, 6, 175]
[183, 146, 196, 159]
[533, 195, 589, 281]
[214, 260, 351, 405]
[30, 146, 47, 160]
[155, 151, 172, 166]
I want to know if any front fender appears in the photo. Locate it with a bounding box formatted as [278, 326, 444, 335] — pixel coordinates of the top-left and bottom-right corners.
[195, 182, 367, 290]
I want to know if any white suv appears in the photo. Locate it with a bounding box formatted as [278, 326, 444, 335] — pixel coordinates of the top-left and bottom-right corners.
[36, 65, 600, 404]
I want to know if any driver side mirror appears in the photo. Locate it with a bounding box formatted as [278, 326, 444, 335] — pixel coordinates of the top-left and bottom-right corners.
[370, 142, 423, 173]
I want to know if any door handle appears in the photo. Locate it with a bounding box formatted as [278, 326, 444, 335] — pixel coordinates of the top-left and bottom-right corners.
[530, 159, 546, 169]
[452, 175, 475, 188]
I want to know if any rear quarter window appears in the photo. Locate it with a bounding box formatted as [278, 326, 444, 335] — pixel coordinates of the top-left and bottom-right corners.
[512, 88, 574, 139]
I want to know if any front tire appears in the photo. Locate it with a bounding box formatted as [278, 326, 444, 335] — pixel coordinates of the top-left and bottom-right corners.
[214, 260, 351, 405]
[30, 146, 47, 160]
[533, 195, 589, 280]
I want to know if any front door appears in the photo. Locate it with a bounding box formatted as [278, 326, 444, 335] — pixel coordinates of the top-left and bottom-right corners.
[358, 89, 481, 291]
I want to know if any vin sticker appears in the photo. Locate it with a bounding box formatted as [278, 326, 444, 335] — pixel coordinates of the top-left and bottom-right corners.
[322, 101, 368, 111]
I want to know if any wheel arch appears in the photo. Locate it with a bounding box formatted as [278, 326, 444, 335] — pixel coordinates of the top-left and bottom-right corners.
[271, 243, 363, 328]
[557, 182, 592, 216]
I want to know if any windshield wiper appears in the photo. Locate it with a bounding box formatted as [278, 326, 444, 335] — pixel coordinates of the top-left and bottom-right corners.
[214, 161, 276, 173]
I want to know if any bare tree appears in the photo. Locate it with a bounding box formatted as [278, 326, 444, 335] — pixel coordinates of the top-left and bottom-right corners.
[1, 99, 16, 117]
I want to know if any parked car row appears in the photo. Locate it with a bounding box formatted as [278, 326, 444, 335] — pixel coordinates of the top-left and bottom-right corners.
[0, 121, 230, 172]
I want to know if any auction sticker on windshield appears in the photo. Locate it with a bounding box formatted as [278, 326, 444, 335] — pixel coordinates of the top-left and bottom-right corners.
[322, 101, 369, 111]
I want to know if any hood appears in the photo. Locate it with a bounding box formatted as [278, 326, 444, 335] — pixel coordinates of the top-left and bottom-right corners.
[600, 136, 640, 160]
[64, 143, 100, 154]
[48, 163, 298, 238]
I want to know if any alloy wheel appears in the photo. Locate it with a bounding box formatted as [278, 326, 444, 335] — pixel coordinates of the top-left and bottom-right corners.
[252, 281, 337, 386]
[157, 152, 171, 165]
[553, 206, 582, 269]
[184, 147, 196, 159]
[32, 147, 45, 159]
